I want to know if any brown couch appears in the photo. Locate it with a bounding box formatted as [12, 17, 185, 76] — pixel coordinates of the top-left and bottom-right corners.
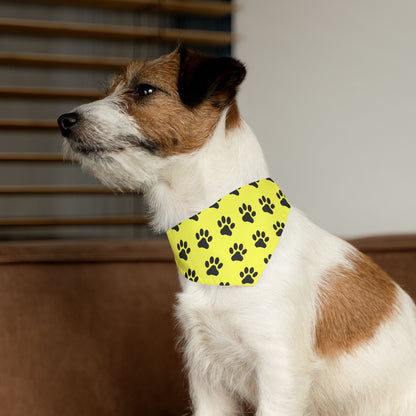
[0, 235, 414, 416]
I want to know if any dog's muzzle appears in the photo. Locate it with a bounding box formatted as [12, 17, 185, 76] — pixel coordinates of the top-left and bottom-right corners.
[57, 112, 80, 137]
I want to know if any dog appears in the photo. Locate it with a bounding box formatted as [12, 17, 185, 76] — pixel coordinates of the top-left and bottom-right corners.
[58, 46, 416, 415]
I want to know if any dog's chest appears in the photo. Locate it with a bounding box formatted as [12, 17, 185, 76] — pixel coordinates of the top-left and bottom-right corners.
[176, 292, 257, 394]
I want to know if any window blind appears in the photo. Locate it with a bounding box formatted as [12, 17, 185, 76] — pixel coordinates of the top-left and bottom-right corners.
[0, 0, 234, 240]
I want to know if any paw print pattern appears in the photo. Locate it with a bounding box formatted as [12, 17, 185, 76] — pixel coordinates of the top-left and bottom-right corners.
[184, 269, 199, 282]
[240, 267, 258, 284]
[205, 256, 223, 276]
[196, 228, 213, 249]
[252, 230, 269, 248]
[259, 195, 275, 214]
[277, 190, 291, 208]
[177, 240, 191, 260]
[239, 203, 256, 223]
[217, 216, 235, 236]
[168, 178, 291, 286]
[229, 243, 247, 261]
[273, 221, 285, 237]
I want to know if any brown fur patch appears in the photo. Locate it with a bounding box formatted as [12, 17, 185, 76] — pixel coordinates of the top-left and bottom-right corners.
[108, 50, 241, 156]
[226, 98, 241, 130]
[315, 251, 398, 358]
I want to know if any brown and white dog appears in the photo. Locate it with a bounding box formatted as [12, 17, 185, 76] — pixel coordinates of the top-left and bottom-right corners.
[58, 47, 416, 415]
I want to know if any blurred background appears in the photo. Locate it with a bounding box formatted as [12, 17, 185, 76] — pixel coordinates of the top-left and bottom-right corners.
[0, 0, 415, 240]
[236, 0, 416, 238]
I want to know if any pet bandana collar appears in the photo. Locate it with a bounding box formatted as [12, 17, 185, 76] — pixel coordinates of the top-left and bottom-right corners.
[166, 178, 291, 286]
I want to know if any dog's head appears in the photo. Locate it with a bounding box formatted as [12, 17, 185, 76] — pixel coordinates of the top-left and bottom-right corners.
[57, 47, 246, 191]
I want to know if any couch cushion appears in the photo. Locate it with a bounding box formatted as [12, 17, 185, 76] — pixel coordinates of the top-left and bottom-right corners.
[0, 236, 414, 415]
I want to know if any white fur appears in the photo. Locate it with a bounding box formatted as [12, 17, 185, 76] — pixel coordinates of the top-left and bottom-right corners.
[63, 95, 416, 415]
[169, 120, 416, 414]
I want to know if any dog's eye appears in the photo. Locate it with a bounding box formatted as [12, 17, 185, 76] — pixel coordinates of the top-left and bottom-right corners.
[134, 84, 156, 98]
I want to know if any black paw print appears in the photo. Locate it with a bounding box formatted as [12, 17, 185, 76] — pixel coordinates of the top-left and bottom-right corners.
[205, 256, 223, 276]
[229, 243, 247, 261]
[240, 267, 258, 284]
[219, 282, 230, 286]
[259, 195, 275, 214]
[252, 230, 269, 248]
[217, 216, 235, 236]
[277, 190, 291, 208]
[172, 225, 179, 232]
[230, 189, 240, 196]
[190, 214, 199, 221]
[249, 180, 259, 188]
[273, 221, 285, 237]
[239, 203, 256, 223]
[264, 254, 272, 264]
[184, 269, 199, 282]
[177, 240, 191, 260]
[210, 201, 220, 209]
[196, 228, 213, 249]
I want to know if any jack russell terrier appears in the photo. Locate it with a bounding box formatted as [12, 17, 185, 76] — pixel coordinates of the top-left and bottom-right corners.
[58, 46, 416, 416]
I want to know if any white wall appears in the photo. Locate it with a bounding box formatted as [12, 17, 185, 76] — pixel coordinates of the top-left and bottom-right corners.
[234, 0, 416, 238]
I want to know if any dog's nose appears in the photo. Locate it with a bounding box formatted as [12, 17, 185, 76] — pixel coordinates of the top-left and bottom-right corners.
[57, 112, 80, 137]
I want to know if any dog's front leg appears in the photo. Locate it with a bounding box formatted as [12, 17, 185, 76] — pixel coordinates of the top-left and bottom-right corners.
[254, 344, 312, 416]
[189, 368, 240, 416]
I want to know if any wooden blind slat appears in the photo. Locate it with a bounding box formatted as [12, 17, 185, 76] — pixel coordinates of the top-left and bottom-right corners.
[0, 87, 101, 101]
[0, 215, 148, 226]
[0, 186, 137, 195]
[0, 153, 65, 162]
[9, 0, 234, 17]
[0, 18, 234, 47]
[0, 52, 129, 70]
[0, 120, 58, 130]
[153, 0, 234, 17]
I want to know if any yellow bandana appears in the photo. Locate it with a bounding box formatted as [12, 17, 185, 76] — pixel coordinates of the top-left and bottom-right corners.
[166, 178, 291, 286]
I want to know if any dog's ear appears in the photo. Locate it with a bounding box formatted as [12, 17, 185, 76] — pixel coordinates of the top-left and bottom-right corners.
[177, 46, 246, 108]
